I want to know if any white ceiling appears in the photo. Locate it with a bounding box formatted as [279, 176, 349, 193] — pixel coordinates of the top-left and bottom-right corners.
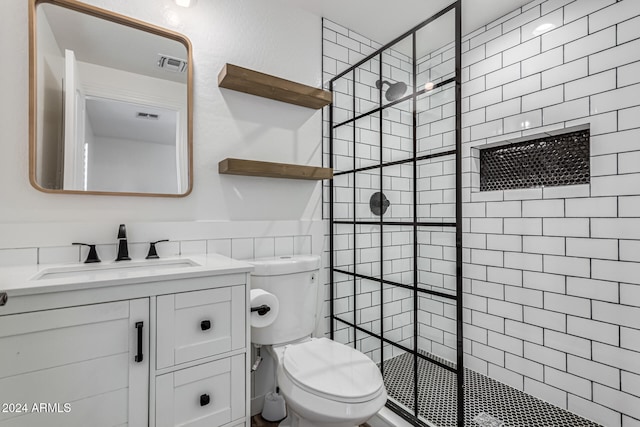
[40, 0, 533, 85]
[277, 0, 534, 46]
[86, 97, 177, 145]
[40, 3, 188, 84]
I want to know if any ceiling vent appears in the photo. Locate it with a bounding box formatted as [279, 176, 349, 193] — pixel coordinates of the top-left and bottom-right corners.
[157, 54, 187, 73]
[136, 112, 159, 120]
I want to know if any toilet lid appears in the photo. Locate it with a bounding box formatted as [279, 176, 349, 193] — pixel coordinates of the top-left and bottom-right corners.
[283, 338, 383, 402]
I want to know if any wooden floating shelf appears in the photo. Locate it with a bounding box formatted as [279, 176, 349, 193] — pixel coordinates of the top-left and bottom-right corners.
[218, 63, 332, 109]
[219, 158, 333, 181]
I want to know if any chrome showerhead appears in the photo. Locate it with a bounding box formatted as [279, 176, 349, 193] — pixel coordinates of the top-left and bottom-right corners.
[375, 79, 407, 102]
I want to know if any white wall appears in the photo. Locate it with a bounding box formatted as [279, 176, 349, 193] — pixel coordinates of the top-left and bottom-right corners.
[36, 5, 64, 188]
[0, 0, 325, 254]
[88, 137, 178, 193]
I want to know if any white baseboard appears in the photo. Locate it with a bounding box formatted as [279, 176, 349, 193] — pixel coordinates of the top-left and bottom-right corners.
[368, 406, 437, 427]
[251, 395, 265, 417]
[368, 407, 412, 427]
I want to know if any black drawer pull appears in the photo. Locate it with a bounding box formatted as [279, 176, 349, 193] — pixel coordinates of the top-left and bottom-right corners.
[200, 393, 210, 406]
[200, 320, 211, 331]
[134, 322, 144, 363]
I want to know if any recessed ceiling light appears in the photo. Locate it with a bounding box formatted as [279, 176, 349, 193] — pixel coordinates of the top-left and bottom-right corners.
[174, 0, 196, 7]
[532, 23, 555, 36]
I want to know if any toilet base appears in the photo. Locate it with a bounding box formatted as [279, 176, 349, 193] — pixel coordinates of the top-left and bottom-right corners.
[279, 407, 365, 427]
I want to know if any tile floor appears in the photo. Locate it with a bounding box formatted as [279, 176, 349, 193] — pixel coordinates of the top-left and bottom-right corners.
[382, 351, 601, 427]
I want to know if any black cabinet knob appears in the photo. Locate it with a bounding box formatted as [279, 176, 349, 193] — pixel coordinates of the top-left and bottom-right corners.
[200, 320, 211, 331]
[200, 393, 210, 406]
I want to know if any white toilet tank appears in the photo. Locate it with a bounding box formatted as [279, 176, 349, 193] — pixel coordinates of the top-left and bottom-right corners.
[249, 255, 320, 346]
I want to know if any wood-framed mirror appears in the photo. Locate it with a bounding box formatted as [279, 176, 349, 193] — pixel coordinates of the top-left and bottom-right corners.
[29, 0, 193, 197]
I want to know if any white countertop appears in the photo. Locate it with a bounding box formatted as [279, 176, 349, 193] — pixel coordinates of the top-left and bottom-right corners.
[0, 253, 254, 297]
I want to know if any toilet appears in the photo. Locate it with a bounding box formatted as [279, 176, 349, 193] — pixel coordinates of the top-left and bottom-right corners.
[249, 255, 387, 427]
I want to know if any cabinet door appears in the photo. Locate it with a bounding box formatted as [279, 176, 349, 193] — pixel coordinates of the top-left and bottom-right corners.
[156, 286, 245, 369]
[0, 299, 149, 427]
[155, 354, 245, 427]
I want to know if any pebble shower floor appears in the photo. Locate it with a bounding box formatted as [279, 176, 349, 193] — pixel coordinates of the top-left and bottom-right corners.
[382, 351, 601, 427]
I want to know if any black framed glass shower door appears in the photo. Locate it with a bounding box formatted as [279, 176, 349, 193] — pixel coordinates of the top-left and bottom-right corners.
[328, 2, 463, 426]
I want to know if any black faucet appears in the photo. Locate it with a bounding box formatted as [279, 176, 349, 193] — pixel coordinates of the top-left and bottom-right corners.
[115, 224, 131, 261]
[146, 240, 169, 259]
[73, 243, 101, 263]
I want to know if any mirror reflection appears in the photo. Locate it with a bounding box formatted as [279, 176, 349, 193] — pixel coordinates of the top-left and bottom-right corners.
[31, 0, 192, 196]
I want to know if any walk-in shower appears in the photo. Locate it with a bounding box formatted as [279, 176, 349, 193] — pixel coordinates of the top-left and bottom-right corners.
[328, 2, 464, 425]
[324, 2, 607, 426]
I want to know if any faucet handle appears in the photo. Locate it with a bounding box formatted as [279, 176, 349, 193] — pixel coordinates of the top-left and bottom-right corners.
[73, 243, 101, 263]
[117, 224, 127, 239]
[146, 240, 169, 259]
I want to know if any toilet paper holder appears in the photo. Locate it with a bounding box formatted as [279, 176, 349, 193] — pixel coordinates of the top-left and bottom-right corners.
[251, 304, 271, 316]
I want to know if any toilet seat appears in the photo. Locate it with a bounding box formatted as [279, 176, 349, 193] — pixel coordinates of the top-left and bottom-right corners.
[280, 338, 384, 403]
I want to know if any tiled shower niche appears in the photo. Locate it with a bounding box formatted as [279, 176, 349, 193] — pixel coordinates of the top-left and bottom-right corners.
[478, 126, 590, 192]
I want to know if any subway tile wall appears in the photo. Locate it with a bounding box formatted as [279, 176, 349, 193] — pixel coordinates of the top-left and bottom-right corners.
[324, 0, 640, 425]
[325, 18, 460, 363]
[326, 23, 418, 362]
[0, 234, 313, 265]
[461, 1, 640, 424]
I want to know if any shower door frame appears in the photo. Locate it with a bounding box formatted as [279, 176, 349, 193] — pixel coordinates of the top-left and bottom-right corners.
[328, 2, 463, 426]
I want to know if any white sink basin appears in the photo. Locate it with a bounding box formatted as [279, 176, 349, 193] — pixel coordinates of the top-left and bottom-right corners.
[32, 258, 201, 281]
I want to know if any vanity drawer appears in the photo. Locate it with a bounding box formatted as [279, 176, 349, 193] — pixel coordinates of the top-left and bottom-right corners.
[155, 355, 245, 427]
[156, 286, 245, 369]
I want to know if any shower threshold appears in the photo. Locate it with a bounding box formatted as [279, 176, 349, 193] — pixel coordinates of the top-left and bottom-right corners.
[382, 351, 601, 427]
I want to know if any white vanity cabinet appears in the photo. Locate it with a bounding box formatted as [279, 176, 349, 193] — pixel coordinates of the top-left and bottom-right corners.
[156, 286, 246, 369]
[155, 354, 245, 427]
[0, 299, 150, 427]
[0, 255, 251, 427]
[153, 286, 247, 427]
